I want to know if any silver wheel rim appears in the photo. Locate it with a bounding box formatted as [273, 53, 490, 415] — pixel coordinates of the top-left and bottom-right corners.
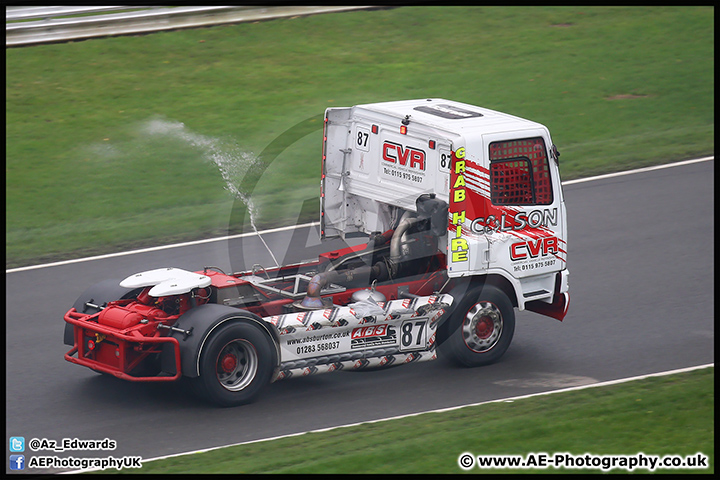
[462, 301, 503, 353]
[216, 339, 258, 391]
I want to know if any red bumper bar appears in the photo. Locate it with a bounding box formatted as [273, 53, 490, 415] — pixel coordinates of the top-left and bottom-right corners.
[64, 309, 182, 382]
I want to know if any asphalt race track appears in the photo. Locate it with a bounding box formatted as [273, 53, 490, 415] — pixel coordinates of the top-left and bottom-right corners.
[5, 159, 714, 474]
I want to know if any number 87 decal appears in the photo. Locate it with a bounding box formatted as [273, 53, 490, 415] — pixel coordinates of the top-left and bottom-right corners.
[439, 147, 451, 172]
[355, 126, 370, 152]
[400, 320, 427, 351]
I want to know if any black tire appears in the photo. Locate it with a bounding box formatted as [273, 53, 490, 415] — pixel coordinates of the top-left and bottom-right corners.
[191, 321, 274, 407]
[440, 284, 515, 367]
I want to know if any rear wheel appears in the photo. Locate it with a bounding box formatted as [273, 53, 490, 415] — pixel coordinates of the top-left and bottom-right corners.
[191, 321, 274, 407]
[440, 284, 515, 367]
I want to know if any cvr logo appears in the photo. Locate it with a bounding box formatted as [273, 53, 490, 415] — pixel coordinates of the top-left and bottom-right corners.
[510, 236, 559, 261]
[382, 141, 426, 170]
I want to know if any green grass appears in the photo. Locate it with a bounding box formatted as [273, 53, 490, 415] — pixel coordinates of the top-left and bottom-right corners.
[5, 6, 714, 268]
[104, 367, 713, 474]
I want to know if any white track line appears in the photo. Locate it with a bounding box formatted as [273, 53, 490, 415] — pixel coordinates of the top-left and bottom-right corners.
[562, 156, 713, 185]
[65, 363, 713, 473]
[7, 156, 713, 274]
[5, 222, 319, 274]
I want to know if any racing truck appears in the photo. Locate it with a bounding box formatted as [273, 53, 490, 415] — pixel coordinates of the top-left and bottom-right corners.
[63, 98, 569, 407]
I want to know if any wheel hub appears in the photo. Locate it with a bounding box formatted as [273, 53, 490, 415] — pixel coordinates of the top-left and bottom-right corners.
[462, 301, 503, 353]
[215, 339, 259, 392]
[474, 316, 494, 339]
[220, 353, 238, 373]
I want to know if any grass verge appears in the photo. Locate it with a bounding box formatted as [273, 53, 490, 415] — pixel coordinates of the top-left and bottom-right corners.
[99, 366, 713, 474]
[6, 6, 714, 268]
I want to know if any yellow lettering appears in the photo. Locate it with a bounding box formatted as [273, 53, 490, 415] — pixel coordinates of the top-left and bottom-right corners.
[452, 250, 469, 262]
[449, 152, 469, 263]
[451, 238, 468, 251]
[452, 210, 466, 225]
[452, 175, 466, 188]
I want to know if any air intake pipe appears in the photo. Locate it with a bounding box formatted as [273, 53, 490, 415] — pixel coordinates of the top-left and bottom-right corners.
[388, 210, 420, 274]
[300, 262, 389, 309]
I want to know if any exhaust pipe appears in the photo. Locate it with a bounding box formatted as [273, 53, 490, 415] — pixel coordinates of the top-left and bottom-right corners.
[389, 211, 420, 275]
[300, 263, 388, 309]
[300, 209, 421, 309]
[300, 270, 341, 309]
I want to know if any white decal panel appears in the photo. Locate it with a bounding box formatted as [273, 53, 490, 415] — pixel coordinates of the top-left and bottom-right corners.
[265, 294, 453, 380]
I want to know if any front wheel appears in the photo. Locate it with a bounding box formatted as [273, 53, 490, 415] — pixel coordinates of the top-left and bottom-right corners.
[191, 321, 274, 407]
[440, 284, 515, 367]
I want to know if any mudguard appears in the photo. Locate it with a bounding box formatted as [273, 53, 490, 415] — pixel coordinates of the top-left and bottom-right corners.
[160, 303, 280, 378]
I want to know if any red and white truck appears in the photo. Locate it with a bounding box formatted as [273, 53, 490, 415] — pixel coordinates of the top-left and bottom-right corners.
[64, 98, 569, 406]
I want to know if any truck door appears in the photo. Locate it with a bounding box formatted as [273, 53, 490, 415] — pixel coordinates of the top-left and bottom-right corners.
[478, 132, 567, 284]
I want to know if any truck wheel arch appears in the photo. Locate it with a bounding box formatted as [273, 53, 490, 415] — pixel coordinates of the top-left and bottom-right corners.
[483, 273, 519, 308]
[160, 304, 280, 379]
[437, 273, 517, 344]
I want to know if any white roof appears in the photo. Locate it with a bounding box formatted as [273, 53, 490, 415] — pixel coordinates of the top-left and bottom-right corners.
[351, 98, 546, 137]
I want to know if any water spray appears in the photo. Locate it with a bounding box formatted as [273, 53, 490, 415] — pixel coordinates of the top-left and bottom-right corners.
[144, 119, 280, 267]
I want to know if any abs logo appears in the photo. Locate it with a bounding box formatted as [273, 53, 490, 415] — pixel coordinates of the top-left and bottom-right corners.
[352, 324, 389, 339]
[351, 324, 396, 349]
[382, 141, 426, 170]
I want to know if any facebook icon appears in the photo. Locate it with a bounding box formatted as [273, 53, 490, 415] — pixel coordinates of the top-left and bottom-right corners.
[9, 454, 25, 471]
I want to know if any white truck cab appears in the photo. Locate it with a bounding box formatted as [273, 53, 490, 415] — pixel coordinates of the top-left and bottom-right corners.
[321, 98, 568, 323]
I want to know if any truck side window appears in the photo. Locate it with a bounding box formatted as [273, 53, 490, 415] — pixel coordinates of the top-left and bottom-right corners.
[489, 137, 553, 206]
